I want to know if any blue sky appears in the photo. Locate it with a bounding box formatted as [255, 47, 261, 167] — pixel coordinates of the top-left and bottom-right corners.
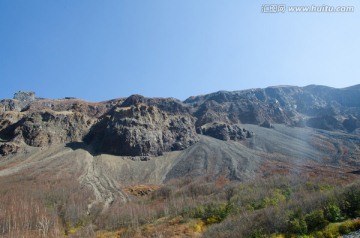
[1, 0, 359, 101]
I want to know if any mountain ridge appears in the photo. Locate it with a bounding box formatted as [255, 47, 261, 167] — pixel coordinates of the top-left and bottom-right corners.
[1, 84, 360, 158]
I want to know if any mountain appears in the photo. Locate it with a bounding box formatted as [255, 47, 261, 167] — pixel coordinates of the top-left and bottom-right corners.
[186, 85, 360, 131]
[1, 85, 360, 178]
[1, 85, 360, 237]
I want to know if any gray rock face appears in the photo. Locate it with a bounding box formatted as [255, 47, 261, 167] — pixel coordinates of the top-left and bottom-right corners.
[121, 94, 191, 114]
[0, 110, 94, 147]
[197, 122, 253, 141]
[306, 115, 343, 131]
[185, 84, 360, 133]
[85, 98, 199, 156]
[0, 95, 198, 157]
[343, 115, 360, 132]
[0, 99, 22, 112]
[6, 91, 37, 112]
[13, 91, 35, 102]
[186, 87, 302, 128]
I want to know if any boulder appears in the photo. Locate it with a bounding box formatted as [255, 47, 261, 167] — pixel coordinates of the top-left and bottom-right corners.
[260, 120, 273, 128]
[198, 122, 253, 141]
[0, 143, 19, 156]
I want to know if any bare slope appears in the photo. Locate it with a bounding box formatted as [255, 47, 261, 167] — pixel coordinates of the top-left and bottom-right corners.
[1, 124, 359, 215]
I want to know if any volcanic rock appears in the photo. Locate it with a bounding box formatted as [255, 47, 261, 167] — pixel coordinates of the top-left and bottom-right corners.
[260, 120, 273, 128]
[1, 84, 360, 158]
[0, 110, 95, 147]
[0, 142, 19, 156]
[185, 85, 360, 132]
[197, 122, 253, 141]
[85, 97, 199, 156]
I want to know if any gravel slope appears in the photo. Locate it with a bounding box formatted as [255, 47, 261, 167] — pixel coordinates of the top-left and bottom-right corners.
[1, 124, 360, 211]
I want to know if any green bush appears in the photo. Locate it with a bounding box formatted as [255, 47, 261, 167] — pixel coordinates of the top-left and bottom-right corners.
[314, 230, 336, 238]
[248, 189, 287, 210]
[288, 217, 308, 234]
[324, 204, 342, 222]
[342, 190, 360, 218]
[305, 210, 329, 232]
[338, 223, 351, 235]
[248, 228, 266, 238]
[184, 203, 232, 225]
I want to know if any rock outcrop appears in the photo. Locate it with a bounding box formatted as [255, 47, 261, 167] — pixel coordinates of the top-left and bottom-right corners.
[0, 92, 36, 112]
[0, 142, 19, 156]
[0, 110, 95, 147]
[197, 122, 253, 141]
[85, 96, 199, 156]
[260, 120, 273, 128]
[185, 84, 360, 133]
[13, 91, 35, 102]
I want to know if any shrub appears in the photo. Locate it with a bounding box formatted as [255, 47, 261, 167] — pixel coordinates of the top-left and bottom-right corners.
[342, 189, 360, 218]
[305, 210, 329, 232]
[249, 228, 266, 238]
[184, 203, 232, 225]
[288, 218, 307, 234]
[338, 223, 351, 235]
[314, 230, 336, 238]
[324, 204, 342, 222]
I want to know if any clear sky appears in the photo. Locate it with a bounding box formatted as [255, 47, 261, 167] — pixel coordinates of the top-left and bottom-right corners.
[1, 0, 359, 101]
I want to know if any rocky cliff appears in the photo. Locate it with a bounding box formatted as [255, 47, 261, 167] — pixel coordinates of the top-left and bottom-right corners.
[84, 95, 199, 156]
[1, 84, 360, 157]
[185, 85, 360, 133]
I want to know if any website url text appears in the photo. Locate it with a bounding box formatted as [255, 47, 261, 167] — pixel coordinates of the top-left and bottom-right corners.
[262, 5, 355, 13]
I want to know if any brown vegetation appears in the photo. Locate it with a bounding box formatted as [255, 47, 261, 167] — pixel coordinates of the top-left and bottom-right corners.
[123, 184, 161, 197]
[2, 158, 360, 238]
